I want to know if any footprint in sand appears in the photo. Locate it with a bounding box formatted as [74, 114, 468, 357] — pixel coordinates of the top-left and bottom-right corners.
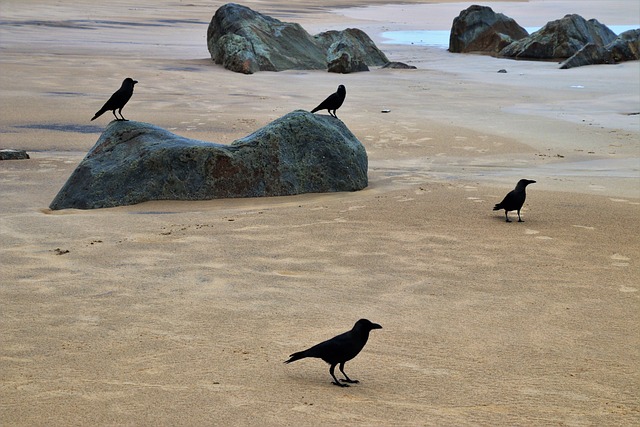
[525, 229, 553, 239]
[347, 205, 366, 211]
[572, 225, 595, 230]
[610, 253, 630, 267]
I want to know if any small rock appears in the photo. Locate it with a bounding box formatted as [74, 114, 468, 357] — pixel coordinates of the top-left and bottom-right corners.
[0, 149, 30, 160]
[381, 61, 417, 69]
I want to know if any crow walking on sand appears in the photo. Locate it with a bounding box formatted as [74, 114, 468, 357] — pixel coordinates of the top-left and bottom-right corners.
[91, 77, 138, 121]
[493, 179, 536, 222]
[311, 84, 346, 118]
[284, 319, 382, 387]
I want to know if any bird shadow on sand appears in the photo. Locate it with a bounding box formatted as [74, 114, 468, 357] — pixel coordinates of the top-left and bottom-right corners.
[12, 123, 103, 134]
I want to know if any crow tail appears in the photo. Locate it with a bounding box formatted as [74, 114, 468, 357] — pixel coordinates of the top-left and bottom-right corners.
[91, 109, 105, 121]
[284, 350, 307, 364]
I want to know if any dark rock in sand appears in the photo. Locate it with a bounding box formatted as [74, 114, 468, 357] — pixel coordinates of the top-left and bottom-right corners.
[382, 61, 417, 69]
[327, 52, 369, 73]
[560, 29, 640, 69]
[213, 33, 261, 74]
[449, 5, 528, 54]
[0, 149, 30, 160]
[315, 28, 389, 72]
[207, 3, 325, 73]
[559, 43, 611, 68]
[500, 14, 617, 59]
[207, 3, 388, 73]
[607, 29, 640, 62]
[49, 111, 368, 210]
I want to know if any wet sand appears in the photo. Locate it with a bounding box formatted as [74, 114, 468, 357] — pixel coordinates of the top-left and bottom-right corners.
[1, 1, 639, 425]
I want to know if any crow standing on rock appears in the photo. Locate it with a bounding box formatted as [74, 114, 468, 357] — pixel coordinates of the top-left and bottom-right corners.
[311, 84, 346, 118]
[91, 77, 138, 121]
[284, 318, 382, 387]
[493, 179, 536, 222]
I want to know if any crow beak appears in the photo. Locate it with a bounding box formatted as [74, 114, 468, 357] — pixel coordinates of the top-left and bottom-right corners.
[133, 80, 138, 85]
[371, 323, 382, 330]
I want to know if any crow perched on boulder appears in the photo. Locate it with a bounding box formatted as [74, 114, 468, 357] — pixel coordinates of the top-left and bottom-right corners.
[311, 85, 346, 118]
[285, 318, 382, 387]
[91, 78, 138, 121]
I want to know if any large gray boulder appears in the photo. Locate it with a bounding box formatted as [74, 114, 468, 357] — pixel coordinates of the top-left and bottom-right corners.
[49, 111, 368, 210]
[207, 3, 389, 74]
[500, 14, 617, 59]
[207, 3, 325, 73]
[449, 5, 528, 54]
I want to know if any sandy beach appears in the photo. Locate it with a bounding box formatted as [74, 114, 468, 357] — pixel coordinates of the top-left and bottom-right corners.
[1, 0, 639, 425]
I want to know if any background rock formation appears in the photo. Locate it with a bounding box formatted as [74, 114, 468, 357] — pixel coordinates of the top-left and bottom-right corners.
[560, 29, 640, 68]
[449, 5, 528, 54]
[499, 14, 617, 59]
[207, 3, 326, 73]
[207, 3, 388, 73]
[50, 111, 368, 210]
[607, 29, 640, 63]
[316, 28, 389, 73]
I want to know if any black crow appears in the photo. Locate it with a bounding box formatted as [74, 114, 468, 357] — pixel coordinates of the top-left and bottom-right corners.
[91, 77, 138, 121]
[284, 318, 382, 387]
[493, 179, 536, 222]
[311, 85, 346, 118]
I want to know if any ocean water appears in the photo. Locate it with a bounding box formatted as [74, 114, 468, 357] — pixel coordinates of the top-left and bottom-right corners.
[381, 25, 639, 49]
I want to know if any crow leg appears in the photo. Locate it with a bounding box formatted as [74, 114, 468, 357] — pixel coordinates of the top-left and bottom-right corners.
[111, 110, 121, 121]
[339, 362, 359, 384]
[517, 209, 524, 222]
[329, 364, 348, 387]
[505, 211, 511, 223]
[118, 108, 128, 121]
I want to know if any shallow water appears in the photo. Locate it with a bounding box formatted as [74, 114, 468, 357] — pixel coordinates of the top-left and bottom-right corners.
[382, 25, 639, 49]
